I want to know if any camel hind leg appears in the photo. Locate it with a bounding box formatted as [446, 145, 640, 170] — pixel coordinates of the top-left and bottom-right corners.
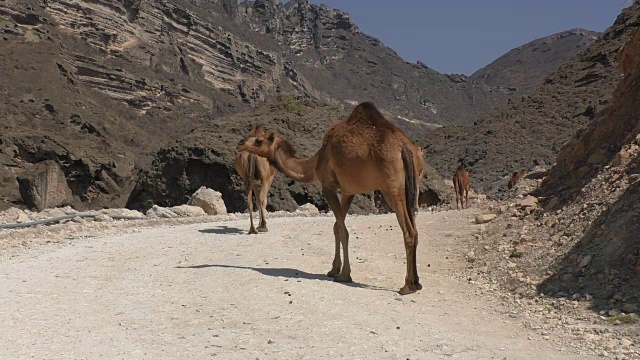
[257, 176, 273, 233]
[324, 189, 354, 282]
[465, 187, 469, 209]
[384, 191, 420, 295]
[246, 184, 258, 235]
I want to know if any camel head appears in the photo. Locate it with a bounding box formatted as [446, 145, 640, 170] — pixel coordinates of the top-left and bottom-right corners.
[237, 129, 280, 159]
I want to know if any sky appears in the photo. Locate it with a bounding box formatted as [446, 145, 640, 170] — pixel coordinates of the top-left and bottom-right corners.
[307, 0, 631, 75]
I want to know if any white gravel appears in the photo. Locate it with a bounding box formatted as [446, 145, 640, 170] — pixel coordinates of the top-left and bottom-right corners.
[0, 210, 596, 359]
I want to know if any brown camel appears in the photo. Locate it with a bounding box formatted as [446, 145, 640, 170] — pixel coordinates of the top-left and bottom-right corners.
[237, 102, 426, 295]
[452, 161, 470, 210]
[507, 169, 526, 190]
[234, 126, 276, 234]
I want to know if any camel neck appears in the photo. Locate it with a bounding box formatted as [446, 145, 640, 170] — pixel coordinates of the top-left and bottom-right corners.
[273, 148, 320, 185]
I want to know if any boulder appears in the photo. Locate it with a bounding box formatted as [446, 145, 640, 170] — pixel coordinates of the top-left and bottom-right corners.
[475, 214, 497, 224]
[170, 204, 207, 217]
[146, 205, 178, 218]
[623, 303, 639, 313]
[296, 203, 320, 215]
[16, 160, 73, 210]
[188, 187, 227, 215]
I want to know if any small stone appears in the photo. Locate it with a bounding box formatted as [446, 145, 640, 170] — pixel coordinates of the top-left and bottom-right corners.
[578, 255, 592, 268]
[146, 205, 178, 218]
[608, 309, 621, 317]
[475, 214, 497, 224]
[620, 338, 633, 347]
[93, 214, 113, 222]
[516, 195, 538, 209]
[466, 251, 476, 263]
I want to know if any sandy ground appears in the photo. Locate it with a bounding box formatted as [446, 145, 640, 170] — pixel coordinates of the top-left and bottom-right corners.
[0, 209, 597, 359]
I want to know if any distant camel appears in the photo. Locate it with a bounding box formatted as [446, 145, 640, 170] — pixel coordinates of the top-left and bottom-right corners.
[507, 169, 526, 191]
[234, 126, 276, 234]
[452, 160, 470, 210]
[237, 102, 426, 295]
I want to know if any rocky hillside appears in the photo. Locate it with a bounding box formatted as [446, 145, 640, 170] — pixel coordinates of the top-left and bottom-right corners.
[423, 4, 640, 196]
[0, 0, 607, 212]
[0, 0, 517, 211]
[470, 25, 640, 311]
[471, 29, 599, 91]
[126, 100, 450, 214]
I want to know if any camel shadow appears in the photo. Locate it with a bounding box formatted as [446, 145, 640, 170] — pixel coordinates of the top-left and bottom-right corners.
[175, 264, 394, 292]
[198, 226, 246, 235]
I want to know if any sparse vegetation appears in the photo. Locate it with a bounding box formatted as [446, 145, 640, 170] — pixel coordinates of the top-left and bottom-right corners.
[605, 314, 639, 325]
[1, 175, 12, 184]
[278, 95, 303, 113]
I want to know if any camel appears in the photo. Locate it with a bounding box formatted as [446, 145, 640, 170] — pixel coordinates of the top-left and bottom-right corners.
[452, 160, 470, 210]
[507, 169, 526, 191]
[234, 126, 276, 234]
[237, 102, 426, 295]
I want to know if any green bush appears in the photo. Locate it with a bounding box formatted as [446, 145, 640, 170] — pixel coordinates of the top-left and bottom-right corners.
[278, 95, 303, 113]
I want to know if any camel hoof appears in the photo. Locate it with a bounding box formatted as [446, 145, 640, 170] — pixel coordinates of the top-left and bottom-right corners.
[257, 226, 268, 233]
[414, 282, 423, 291]
[248, 228, 258, 235]
[326, 269, 340, 277]
[398, 285, 417, 295]
[334, 275, 352, 283]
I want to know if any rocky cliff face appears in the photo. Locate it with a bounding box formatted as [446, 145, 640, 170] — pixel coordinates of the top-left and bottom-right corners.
[0, 0, 511, 210]
[423, 4, 640, 195]
[471, 26, 640, 307]
[472, 29, 600, 91]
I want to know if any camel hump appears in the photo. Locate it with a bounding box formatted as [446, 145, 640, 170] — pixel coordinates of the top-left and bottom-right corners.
[346, 102, 393, 128]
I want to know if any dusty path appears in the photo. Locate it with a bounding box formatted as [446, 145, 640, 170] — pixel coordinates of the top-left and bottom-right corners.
[0, 210, 595, 359]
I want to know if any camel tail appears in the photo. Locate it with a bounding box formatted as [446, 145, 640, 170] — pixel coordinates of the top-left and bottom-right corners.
[401, 146, 418, 223]
[245, 153, 257, 194]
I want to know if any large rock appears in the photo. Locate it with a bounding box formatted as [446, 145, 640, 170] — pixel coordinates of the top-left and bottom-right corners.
[188, 187, 227, 215]
[16, 160, 73, 210]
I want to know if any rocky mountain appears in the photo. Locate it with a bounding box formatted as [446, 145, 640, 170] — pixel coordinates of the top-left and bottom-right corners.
[471, 29, 600, 91]
[0, 0, 605, 212]
[423, 4, 640, 195]
[0, 0, 517, 211]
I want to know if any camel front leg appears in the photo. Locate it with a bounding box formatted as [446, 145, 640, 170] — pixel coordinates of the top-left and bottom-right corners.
[324, 189, 354, 281]
[257, 176, 273, 233]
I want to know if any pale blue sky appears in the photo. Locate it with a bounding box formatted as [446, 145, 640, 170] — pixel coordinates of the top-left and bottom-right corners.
[308, 0, 631, 75]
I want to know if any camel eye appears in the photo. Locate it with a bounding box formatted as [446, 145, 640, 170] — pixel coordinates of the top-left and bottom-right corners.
[254, 138, 263, 146]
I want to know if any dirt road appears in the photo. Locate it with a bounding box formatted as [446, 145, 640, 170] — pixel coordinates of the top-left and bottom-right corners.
[0, 210, 596, 359]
